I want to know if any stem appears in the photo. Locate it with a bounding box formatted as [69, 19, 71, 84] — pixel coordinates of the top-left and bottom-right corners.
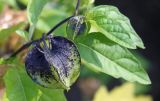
[28, 24, 35, 40]
[46, 16, 73, 36]
[74, 0, 80, 15]
[5, 16, 73, 59]
[4, 39, 39, 60]
[4, 0, 81, 59]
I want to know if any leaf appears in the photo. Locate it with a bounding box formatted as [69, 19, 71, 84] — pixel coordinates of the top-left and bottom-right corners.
[76, 33, 151, 84]
[37, 12, 67, 36]
[2, 0, 18, 9]
[4, 67, 67, 101]
[86, 5, 145, 49]
[0, 57, 19, 65]
[18, 0, 28, 6]
[16, 30, 29, 41]
[38, 87, 67, 101]
[0, 23, 24, 43]
[2, 92, 9, 101]
[0, 58, 4, 64]
[27, 0, 48, 25]
[80, 0, 95, 9]
[4, 68, 40, 101]
[27, 0, 49, 40]
[0, 0, 4, 12]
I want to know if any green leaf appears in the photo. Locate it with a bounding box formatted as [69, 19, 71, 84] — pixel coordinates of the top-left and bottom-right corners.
[0, 58, 4, 64]
[4, 67, 67, 101]
[2, 0, 18, 9]
[4, 68, 40, 101]
[0, 23, 25, 43]
[2, 92, 9, 101]
[18, 0, 28, 6]
[37, 12, 67, 36]
[27, 0, 48, 25]
[0, 57, 19, 65]
[86, 5, 145, 49]
[76, 33, 151, 84]
[27, 0, 48, 40]
[16, 30, 29, 41]
[38, 88, 67, 101]
[80, 0, 95, 9]
[0, 0, 4, 12]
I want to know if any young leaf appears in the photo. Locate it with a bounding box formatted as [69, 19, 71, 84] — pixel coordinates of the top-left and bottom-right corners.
[86, 5, 145, 49]
[76, 33, 151, 84]
[27, 0, 49, 39]
[27, 0, 48, 25]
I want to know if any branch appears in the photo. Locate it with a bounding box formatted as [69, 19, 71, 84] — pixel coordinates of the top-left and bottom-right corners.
[46, 16, 73, 36]
[4, 0, 81, 59]
[74, 0, 80, 15]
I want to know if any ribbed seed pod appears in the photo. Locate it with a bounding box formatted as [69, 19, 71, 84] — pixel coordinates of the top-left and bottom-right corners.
[25, 36, 81, 90]
[66, 16, 88, 40]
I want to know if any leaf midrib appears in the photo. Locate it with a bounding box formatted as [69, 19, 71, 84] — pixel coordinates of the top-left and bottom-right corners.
[15, 69, 28, 101]
[78, 42, 148, 83]
[88, 20, 137, 49]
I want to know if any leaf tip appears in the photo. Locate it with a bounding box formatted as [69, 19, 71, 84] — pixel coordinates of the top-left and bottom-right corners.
[144, 77, 152, 85]
[139, 73, 152, 85]
[141, 45, 146, 49]
[137, 44, 146, 49]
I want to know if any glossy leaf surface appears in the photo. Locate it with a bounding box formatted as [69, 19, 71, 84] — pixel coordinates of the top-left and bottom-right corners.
[77, 33, 150, 84]
[86, 5, 145, 49]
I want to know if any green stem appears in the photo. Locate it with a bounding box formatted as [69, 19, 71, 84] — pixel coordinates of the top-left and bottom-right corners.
[5, 16, 73, 59]
[74, 0, 80, 15]
[28, 24, 35, 40]
[4, 0, 81, 59]
[46, 16, 73, 36]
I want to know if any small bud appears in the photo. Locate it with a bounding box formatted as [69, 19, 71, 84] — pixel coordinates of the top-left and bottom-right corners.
[25, 36, 81, 90]
[66, 16, 88, 40]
